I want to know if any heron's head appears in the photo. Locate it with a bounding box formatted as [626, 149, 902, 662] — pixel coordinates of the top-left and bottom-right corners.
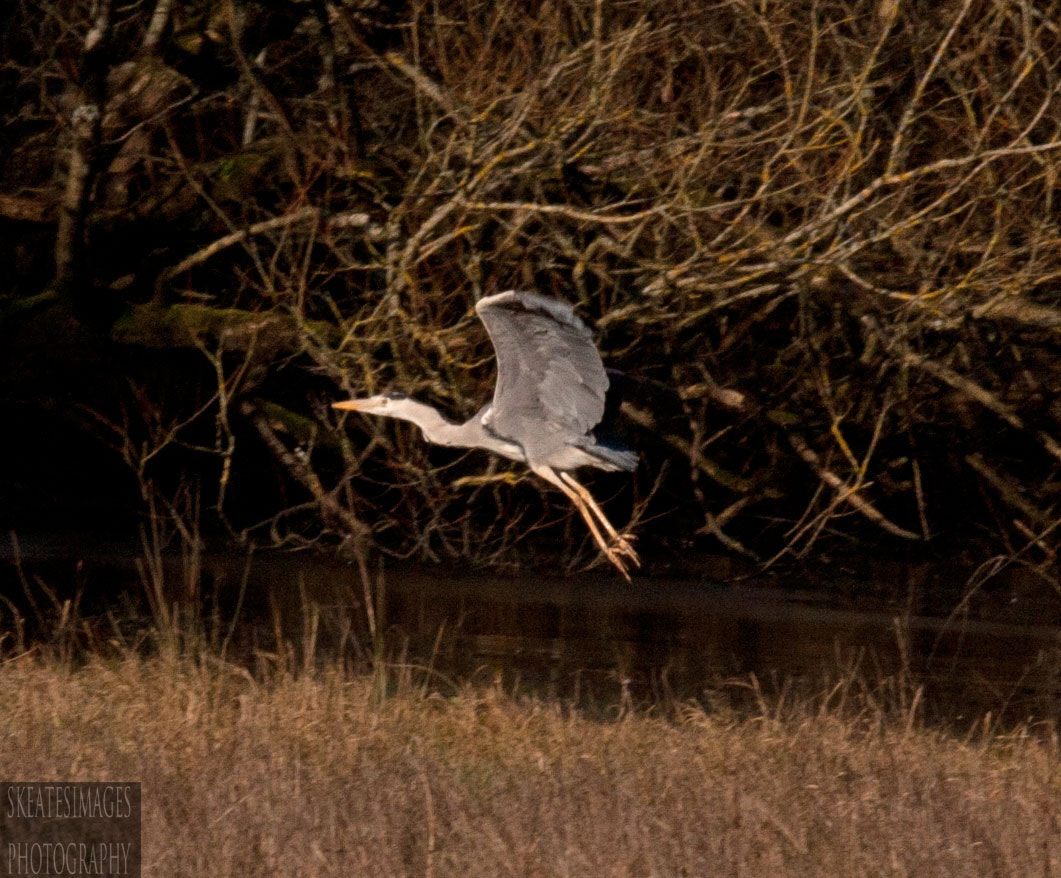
[332, 391, 410, 418]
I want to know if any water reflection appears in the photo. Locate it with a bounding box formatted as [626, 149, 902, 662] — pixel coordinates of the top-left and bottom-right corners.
[378, 567, 1061, 718]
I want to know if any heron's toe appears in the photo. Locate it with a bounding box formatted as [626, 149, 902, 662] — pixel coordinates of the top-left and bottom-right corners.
[604, 548, 633, 582]
[612, 534, 641, 566]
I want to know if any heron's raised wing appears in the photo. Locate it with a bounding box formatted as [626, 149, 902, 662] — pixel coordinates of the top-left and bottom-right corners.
[475, 291, 609, 462]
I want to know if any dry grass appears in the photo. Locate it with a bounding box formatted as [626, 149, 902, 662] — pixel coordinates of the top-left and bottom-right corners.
[2, 649, 1060, 877]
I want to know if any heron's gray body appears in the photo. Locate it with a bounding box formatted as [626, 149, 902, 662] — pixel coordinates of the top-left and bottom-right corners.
[475, 291, 636, 473]
[333, 289, 640, 577]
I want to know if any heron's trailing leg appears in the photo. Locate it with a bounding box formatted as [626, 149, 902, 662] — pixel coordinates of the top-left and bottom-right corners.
[533, 466, 636, 580]
[558, 472, 640, 566]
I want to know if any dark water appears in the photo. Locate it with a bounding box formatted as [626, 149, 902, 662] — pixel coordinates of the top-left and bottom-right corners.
[5, 534, 1061, 720]
[374, 567, 1061, 719]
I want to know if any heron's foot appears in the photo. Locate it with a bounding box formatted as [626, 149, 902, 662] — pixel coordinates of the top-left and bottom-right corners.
[599, 533, 640, 581]
[611, 532, 641, 567]
[602, 544, 635, 582]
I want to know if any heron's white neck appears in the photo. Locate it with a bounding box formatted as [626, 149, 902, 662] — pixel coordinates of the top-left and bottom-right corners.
[384, 398, 480, 448]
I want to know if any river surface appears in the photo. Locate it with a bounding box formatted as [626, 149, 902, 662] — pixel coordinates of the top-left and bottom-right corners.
[4, 534, 1061, 721]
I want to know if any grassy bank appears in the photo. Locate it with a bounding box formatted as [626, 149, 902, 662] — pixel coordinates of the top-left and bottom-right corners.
[2, 650, 1059, 876]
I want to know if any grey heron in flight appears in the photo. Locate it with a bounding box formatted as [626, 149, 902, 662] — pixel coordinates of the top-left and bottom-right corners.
[333, 290, 640, 578]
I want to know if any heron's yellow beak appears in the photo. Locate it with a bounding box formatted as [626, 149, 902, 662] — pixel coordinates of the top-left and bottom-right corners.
[332, 400, 365, 411]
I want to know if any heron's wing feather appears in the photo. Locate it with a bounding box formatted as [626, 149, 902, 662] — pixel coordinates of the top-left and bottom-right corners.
[475, 291, 608, 458]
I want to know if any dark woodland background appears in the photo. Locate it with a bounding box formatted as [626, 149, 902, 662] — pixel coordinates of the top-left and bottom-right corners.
[3, 0, 1061, 586]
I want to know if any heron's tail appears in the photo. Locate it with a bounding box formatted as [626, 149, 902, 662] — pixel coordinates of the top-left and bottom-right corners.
[583, 438, 638, 472]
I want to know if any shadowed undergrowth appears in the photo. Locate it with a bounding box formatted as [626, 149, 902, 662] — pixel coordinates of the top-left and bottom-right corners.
[5, 1, 1061, 577]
